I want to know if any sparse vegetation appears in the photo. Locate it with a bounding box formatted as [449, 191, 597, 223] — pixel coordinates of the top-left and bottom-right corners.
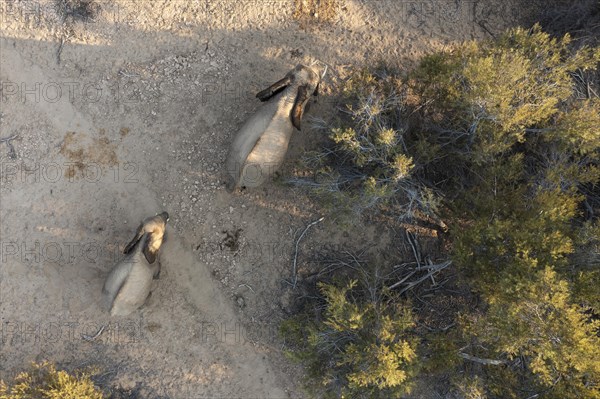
[0, 361, 104, 399]
[537, 0, 600, 47]
[6, 0, 599, 397]
[281, 262, 421, 398]
[293, 0, 341, 24]
[286, 24, 600, 398]
[293, 67, 441, 224]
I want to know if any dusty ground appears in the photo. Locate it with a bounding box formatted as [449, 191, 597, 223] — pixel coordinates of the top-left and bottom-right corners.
[0, 0, 531, 397]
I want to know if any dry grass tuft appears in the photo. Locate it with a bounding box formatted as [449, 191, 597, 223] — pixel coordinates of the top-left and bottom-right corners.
[293, 0, 341, 23]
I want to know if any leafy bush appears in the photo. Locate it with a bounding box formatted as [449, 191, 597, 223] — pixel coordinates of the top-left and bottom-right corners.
[281, 275, 420, 398]
[0, 361, 104, 399]
[295, 23, 600, 398]
[409, 24, 600, 398]
[294, 67, 441, 223]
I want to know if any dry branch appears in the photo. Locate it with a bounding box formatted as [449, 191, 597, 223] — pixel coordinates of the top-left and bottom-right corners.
[405, 230, 421, 267]
[81, 324, 106, 342]
[459, 352, 507, 366]
[398, 261, 452, 294]
[389, 261, 452, 293]
[292, 216, 325, 288]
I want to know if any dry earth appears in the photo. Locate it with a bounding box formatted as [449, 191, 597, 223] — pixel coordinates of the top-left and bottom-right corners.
[0, 0, 537, 397]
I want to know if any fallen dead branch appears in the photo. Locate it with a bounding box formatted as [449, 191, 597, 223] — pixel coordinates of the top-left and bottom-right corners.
[291, 216, 324, 288]
[385, 229, 452, 293]
[405, 230, 422, 267]
[389, 261, 452, 293]
[459, 351, 507, 366]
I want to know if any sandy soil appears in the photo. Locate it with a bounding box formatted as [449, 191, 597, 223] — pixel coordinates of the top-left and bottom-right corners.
[0, 0, 529, 397]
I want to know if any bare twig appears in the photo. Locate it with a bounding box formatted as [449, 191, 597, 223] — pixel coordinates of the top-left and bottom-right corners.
[56, 31, 73, 65]
[81, 324, 106, 342]
[418, 321, 456, 332]
[0, 134, 18, 159]
[292, 216, 325, 288]
[405, 230, 421, 267]
[388, 269, 418, 289]
[390, 261, 452, 293]
[119, 70, 140, 78]
[57, 37, 66, 64]
[426, 258, 436, 285]
[0, 134, 17, 143]
[398, 262, 451, 295]
[477, 20, 496, 39]
[238, 283, 255, 293]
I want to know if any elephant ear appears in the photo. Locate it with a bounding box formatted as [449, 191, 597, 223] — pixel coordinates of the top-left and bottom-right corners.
[123, 223, 144, 254]
[142, 234, 158, 264]
[290, 85, 311, 131]
[256, 75, 292, 102]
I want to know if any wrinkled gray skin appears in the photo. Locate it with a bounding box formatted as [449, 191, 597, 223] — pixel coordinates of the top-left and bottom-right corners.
[102, 212, 169, 316]
[225, 64, 321, 191]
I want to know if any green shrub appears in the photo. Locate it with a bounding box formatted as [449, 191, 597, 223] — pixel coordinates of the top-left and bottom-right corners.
[293, 67, 441, 224]
[407, 26, 599, 183]
[408, 24, 600, 398]
[298, 23, 600, 398]
[0, 361, 104, 399]
[281, 276, 420, 398]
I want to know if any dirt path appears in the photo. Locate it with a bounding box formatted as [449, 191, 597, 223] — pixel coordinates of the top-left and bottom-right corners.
[0, 0, 527, 397]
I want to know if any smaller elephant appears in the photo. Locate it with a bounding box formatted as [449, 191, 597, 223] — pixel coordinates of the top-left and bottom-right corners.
[102, 212, 169, 316]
